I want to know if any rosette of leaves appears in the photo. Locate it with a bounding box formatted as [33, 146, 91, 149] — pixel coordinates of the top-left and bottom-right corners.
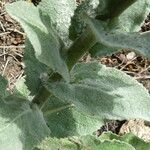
[1, 0, 150, 149]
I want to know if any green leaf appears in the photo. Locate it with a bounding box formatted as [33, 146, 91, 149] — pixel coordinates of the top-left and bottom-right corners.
[90, 42, 119, 57]
[89, 0, 150, 57]
[0, 95, 51, 150]
[38, 0, 76, 47]
[70, 0, 149, 40]
[88, 19, 150, 57]
[100, 132, 150, 150]
[69, 0, 99, 40]
[6, 1, 70, 81]
[24, 39, 49, 95]
[96, 0, 137, 21]
[37, 135, 135, 150]
[0, 75, 8, 98]
[13, 77, 31, 99]
[42, 96, 103, 138]
[90, 0, 150, 57]
[114, 0, 150, 32]
[47, 62, 150, 121]
[70, 0, 150, 57]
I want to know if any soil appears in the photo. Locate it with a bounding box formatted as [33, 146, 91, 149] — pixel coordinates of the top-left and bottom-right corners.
[1, 0, 150, 141]
[0, 0, 25, 90]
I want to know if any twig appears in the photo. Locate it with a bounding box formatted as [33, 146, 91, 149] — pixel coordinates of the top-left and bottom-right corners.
[7, 28, 26, 36]
[8, 54, 21, 64]
[2, 58, 10, 76]
[0, 45, 25, 49]
[3, 48, 6, 62]
[123, 71, 137, 75]
[120, 57, 137, 71]
[134, 76, 150, 80]
[0, 12, 6, 16]
[138, 66, 150, 74]
[0, 51, 7, 57]
[0, 20, 5, 31]
[13, 51, 23, 58]
[0, 32, 10, 36]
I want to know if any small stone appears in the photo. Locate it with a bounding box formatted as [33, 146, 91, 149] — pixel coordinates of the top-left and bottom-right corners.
[119, 119, 150, 142]
[119, 53, 126, 62]
[126, 52, 136, 60]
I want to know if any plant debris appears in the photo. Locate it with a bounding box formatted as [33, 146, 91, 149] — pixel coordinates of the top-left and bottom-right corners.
[0, 0, 25, 90]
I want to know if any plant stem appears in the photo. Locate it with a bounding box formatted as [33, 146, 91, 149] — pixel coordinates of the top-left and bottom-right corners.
[32, 86, 51, 106]
[31, 25, 97, 106]
[31, 1, 136, 105]
[66, 25, 97, 70]
[96, 0, 137, 21]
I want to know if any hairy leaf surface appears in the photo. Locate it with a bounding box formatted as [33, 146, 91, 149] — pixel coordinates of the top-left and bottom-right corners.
[69, 0, 99, 40]
[42, 96, 103, 138]
[100, 132, 150, 150]
[38, 0, 76, 47]
[88, 19, 150, 56]
[90, 0, 150, 56]
[14, 77, 31, 99]
[24, 40, 49, 95]
[69, 0, 150, 57]
[0, 76, 103, 149]
[0, 76, 50, 150]
[6, 1, 70, 81]
[0, 99, 50, 149]
[47, 62, 150, 121]
[71, 0, 150, 39]
[114, 0, 150, 32]
[37, 135, 135, 150]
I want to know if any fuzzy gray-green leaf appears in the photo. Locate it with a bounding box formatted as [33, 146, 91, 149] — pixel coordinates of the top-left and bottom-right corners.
[69, 0, 99, 40]
[38, 0, 76, 47]
[38, 135, 135, 150]
[6, 1, 70, 81]
[100, 132, 150, 150]
[47, 62, 150, 121]
[0, 96, 50, 150]
[88, 19, 150, 56]
[42, 96, 103, 138]
[114, 0, 150, 32]
[24, 40, 49, 95]
[37, 135, 135, 150]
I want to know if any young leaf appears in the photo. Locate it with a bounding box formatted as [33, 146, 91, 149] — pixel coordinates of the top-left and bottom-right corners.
[6, 1, 70, 81]
[37, 135, 135, 150]
[100, 132, 150, 150]
[38, 0, 76, 47]
[42, 96, 103, 138]
[90, 0, 150, 57]
[24, 39, 49, 95]
[114, 0, 150, 32]
[70, 0, 148, 40]
[0, 96, 50, 150]
[88, 19, 150, 57]
[47, 62, 150, 121]
[14, 77, 31, 99]
[70, 0, 150, 57]
[69, 0, 99, 40]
